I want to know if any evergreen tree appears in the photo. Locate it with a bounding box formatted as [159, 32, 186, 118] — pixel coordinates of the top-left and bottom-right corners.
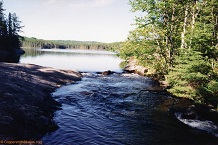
[0, 1, 24, 62]
[0, 1, 7, 50]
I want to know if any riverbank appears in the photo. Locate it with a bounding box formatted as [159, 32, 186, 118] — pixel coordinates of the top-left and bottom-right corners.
[124, 57, 168, 89]
[0, 63, 82, 139]
[124, 57, 218, 127]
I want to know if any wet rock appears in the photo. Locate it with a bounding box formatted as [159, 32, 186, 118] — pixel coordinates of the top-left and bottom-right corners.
[124, 66, 136, 73]
[102, 70, 114, 75]
[181, 105, 198, 120]
[195, 104, 218, 125]
[160, 81, 168, 86]
[167, 97, 218, 126]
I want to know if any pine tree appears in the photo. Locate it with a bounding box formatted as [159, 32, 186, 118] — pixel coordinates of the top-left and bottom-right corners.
[0, 1, 24, 62]
[0, 1, 7, 50]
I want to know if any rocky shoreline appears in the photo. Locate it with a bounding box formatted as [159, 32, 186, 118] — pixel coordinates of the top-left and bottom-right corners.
[124, 57, 218, 129]
[0, 60, 217, 139]
[0, 63, 82, 139]
[124, 57, 168, 89]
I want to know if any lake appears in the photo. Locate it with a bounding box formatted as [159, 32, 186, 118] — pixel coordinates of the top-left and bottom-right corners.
[21, 48, 123, 72]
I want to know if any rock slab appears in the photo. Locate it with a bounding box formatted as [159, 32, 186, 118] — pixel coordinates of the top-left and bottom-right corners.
[0, 63, 82, 139]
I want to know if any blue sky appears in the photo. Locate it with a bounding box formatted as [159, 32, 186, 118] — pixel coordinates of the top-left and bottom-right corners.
[3, 0, 136, 43]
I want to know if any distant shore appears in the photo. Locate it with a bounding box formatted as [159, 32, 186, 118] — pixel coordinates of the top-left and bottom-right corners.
[0, 63, 82, 139]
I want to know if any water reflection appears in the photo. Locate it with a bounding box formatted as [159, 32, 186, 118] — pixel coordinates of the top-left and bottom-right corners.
[20, 48, 123, 72]
[38, 48, 118, 55]
[22, 48, 45, 57]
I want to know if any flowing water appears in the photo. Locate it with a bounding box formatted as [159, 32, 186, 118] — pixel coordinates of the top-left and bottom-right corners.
[20, 48, 218, 145]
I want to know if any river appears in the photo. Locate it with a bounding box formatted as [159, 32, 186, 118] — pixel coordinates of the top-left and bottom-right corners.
[20, 48, 218, 145]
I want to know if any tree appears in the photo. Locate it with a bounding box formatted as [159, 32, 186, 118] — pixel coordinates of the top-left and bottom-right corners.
[0, 1, 24, 62]
[0, 1, 7, 50]
[122, 0, 186, 74]
[121, 0, 218, 106]
[0, 1, 5, 36]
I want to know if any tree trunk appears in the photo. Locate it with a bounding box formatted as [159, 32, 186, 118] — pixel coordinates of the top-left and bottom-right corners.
[169, 4, 175, 67]
[189, 1, 198, 49]
[181, 6, 188, 49]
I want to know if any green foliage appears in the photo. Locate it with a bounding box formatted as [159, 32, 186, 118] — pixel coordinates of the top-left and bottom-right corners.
[21, 36, 122, 52]
[168, 85, 194, 98]
[208, 81, 218, 96]
[188, 63, 212, 75]
[186, 73, 209, 86]
[107, 42, 123, 52]
[122, 0, 218, 107]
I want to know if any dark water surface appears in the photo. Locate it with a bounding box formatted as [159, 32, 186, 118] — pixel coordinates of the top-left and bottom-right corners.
[20, 49, 218, 145]
[42, 73, 217, 145]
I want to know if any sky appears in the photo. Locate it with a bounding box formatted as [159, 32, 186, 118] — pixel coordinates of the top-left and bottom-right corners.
[3, 0, 137, 43]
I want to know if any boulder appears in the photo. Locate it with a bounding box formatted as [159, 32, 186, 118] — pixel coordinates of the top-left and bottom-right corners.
[102, 70, 114, 75]
[124, 57, 148, 75]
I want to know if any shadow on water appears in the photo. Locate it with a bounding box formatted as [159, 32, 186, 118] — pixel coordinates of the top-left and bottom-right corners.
[42, 73, 218, 145]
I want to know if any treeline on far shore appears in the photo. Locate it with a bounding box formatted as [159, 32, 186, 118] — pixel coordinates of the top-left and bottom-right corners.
[21, 36, 122, 52]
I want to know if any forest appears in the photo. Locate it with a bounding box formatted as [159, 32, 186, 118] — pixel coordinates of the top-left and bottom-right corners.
[120, 0, 218, 107]
[21, 36, 122, 52]
[0, 1, 23, 62]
